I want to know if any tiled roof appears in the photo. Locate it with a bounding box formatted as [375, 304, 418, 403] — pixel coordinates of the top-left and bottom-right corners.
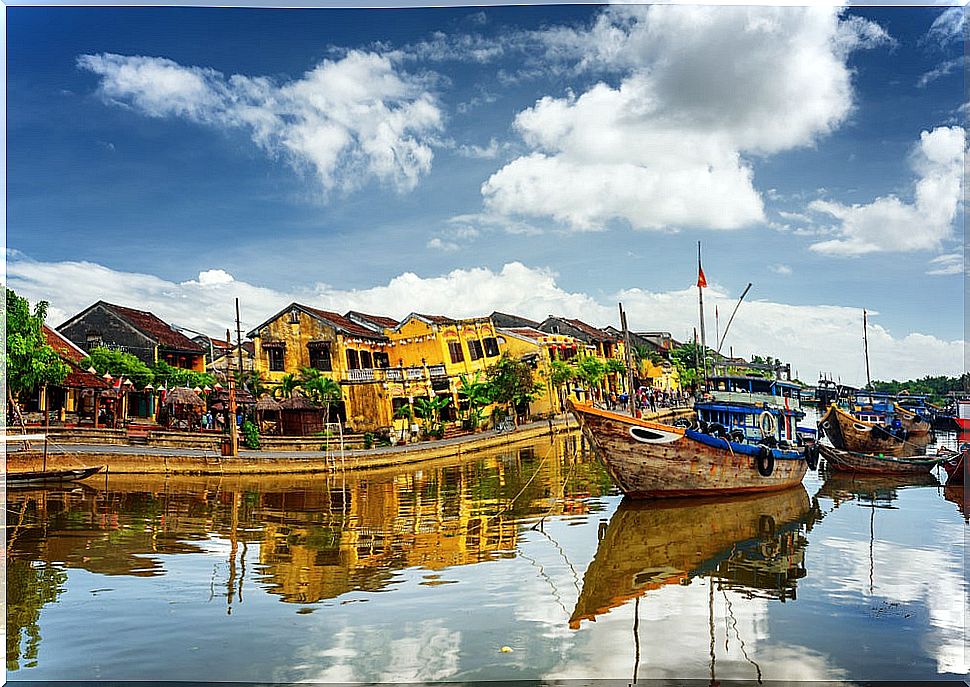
[43, 325, 87, 364]
[302, 306, 388, 340]
[102, 302, 204, 352]
[414, 313, 457, 325]
[502, 327, 545, 341]
[344, 311, 399, 330]
[562, 318, 616, 342]
[43, 326, 110, 388]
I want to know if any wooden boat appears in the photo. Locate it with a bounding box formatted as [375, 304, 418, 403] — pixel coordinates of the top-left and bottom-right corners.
[568, 401, 809, 498]
[3, 465, 103, 486]
[818, 404, 931, 458]
[818, 443, 939, 475]
[569, 486, 812, 628]
[941, 447, 967, 485]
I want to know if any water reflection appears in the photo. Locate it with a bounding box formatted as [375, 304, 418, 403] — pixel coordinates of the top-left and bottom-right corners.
[571, 486, 816, 629]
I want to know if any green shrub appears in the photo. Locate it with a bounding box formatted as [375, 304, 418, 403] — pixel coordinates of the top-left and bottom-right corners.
[241, 420, 260, 450]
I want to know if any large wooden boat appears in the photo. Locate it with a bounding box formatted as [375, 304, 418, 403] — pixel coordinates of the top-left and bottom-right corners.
[569, 402, 809, 498]
[941, 447, 967, 485]
[818, 404, 931, 457]
[818, 443, 939, 475]
[569, 486, 812, 628]
[3, 465, 103, 487]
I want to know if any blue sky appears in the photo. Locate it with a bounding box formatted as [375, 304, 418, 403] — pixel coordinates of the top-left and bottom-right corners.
[5, 4, 965, 384]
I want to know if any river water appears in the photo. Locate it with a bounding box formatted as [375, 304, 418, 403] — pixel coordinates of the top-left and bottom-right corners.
[5, 431, 968, 682]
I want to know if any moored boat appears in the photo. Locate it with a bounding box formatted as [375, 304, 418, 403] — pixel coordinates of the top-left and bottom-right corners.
[818, 443, 939, 475]
[3, 465, 104, 486]
[818, 404, 931, 458]
[568, 401, 810, 498]
[941, 445, 967, 485]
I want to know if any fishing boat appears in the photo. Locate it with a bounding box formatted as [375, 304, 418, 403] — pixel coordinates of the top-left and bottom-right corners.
[954, 399, 970, 431]
[941, 445, 968, 485]
[695, 374, 807, 446]
[818, 443, 940, 475]
[569, 401, 810, 498]
[4, 465, 103, 486]
[569, 486, 813, 628]
[818, 403, 931, 458]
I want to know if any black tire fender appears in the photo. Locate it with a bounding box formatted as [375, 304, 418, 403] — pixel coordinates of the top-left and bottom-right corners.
[756, 445, 775, 477]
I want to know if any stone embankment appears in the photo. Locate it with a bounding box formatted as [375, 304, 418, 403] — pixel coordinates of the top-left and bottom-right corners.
[8, 407, 693, 476]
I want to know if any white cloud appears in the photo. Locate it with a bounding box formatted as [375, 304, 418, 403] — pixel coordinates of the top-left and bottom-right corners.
[482, 6, 889, 231]
[923, 7, 965, 47]
[917, 55, 966, 88]
[456, 138, 505, 159]
[927, 253, 964, 276]
[769, 264, 793, 276]
[809, 126, 965, 256]
[7, 254, 962, 387]
[77, 51, 443, 194]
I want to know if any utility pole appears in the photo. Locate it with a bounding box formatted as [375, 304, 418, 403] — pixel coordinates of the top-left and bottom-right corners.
[235, 298, 245, 380]
[226, 328, 239, 457]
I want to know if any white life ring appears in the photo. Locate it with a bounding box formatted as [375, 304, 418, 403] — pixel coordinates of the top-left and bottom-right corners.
[759, 411, 777, 438]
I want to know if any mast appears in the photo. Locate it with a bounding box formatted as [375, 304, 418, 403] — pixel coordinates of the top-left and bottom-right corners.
[863, 309, 873, 403]
[619, 303, 637, 417]
[697, 242, 709, 389]
[236, 298, 245, 381]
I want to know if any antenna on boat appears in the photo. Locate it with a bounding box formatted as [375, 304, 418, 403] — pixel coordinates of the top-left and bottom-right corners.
[715, 283, 753, 357]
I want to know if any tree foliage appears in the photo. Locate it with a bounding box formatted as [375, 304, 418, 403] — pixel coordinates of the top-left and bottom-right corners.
[486, 354, 542, 422]
[298, 367, 342, 405]
[5, 289, 69, 398]
[872, 375, 969, 405]
[151, 360, 215, 389]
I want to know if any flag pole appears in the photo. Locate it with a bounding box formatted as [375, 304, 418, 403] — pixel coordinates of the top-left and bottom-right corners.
[697, 241, 708, 390]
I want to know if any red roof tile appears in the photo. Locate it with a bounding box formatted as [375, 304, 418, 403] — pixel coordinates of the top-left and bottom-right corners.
[344, 310, 399, 330]
[43, 325, 88, 364]
[302, 306, 388, 340]
[563, 318, 616, 342]
[102, 302, 204, 352]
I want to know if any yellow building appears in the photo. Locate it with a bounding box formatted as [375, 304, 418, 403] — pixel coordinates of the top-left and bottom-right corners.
[497, 326, 583, 416]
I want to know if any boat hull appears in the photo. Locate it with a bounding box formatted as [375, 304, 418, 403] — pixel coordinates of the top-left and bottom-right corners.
[569, 402, 807, 498]
[3, 465, 103, 486]
[941, 450, 967, 485]
[819, 404, 930, 457]
[819, 444, 938, 475]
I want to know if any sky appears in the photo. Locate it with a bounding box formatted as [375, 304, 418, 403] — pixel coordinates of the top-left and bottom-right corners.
[4, 3, 966, 386]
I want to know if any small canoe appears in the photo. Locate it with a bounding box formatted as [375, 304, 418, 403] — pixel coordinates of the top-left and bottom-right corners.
[3, 465, 104, 486]
[568, 401, 809, 498]
[818, 444, 939, 475]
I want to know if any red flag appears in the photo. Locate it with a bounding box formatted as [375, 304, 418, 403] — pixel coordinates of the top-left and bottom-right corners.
[697, 266, 708, 288]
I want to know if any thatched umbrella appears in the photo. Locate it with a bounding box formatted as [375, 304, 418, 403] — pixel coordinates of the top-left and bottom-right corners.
[163, 386, 205, 430]
[255, 395, 282, 436]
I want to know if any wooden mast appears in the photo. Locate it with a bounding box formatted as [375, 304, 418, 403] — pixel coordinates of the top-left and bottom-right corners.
[863, 309, 873, 403]
[619, 303, 637, 417]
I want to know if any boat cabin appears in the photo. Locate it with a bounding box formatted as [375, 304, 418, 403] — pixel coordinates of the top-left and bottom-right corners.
[697, 375, 805, 446]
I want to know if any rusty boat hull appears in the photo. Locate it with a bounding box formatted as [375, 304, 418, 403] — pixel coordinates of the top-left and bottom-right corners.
[818, 444, 940, 475]
[819, 404, 931, 458]
[569, 402, 808, 498]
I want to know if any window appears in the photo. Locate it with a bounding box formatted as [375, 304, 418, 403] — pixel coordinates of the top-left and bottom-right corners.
[448, 341, 464, 364]
[360, 350, 373, 369]
[373, 352, 390, 368]
[346, 349, 360, 370]
[288, 308, 300, 324]
[86, 331, 103, 348]
[308, 342, 332, 371]
[267, 348, 285, 372]
[483, 337, 500, 357]
[468, 339, 484, 361]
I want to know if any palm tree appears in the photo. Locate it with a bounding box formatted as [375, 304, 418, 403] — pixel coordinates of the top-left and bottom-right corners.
[273, 373, 301, 400]
[457, 372, 491, 429]
[413, 395, 452, 438]
[299, 367, 342, 426]
[238, 370, 269, 398]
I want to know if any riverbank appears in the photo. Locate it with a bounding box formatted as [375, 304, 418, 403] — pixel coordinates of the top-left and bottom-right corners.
[7, 407, 693, 476]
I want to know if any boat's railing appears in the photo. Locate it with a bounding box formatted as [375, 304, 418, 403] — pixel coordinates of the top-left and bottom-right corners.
[707, 391, 800, 411]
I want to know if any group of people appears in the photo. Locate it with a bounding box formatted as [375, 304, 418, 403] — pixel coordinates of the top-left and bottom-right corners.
[605, 387, 688, 413]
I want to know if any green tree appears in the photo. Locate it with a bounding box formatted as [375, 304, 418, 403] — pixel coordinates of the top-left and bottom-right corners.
[574, 354, 607, 399]
[5, 290, 70, 414]
[457, 372, 491, 429]
[273, 373, 301, 400]
[82, 347, 154, 388]
[238, 369, 270, 398]
[413, 395, 451, 438]
[547, 359, 575, 414]
[150, 360, 214, 389]
[298, 367, 343, 426]
[486, 354, 542, 426]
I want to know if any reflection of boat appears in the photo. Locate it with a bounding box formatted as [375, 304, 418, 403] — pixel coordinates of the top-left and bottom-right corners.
[569, 402, 808, 498]
[943, 485, 969, 522]
[818, 404, 931, 458]
[569, 486, 812, 628]
[816, 471, 940, 509]
[818, 444, 940, 475]
[3, 465, 103, 487]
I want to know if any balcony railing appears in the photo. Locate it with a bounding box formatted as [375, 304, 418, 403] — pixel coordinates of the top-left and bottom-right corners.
[344, 364, 451, 384]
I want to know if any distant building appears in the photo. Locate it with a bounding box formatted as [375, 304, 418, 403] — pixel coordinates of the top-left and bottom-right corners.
[58, 301, 206, 372]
